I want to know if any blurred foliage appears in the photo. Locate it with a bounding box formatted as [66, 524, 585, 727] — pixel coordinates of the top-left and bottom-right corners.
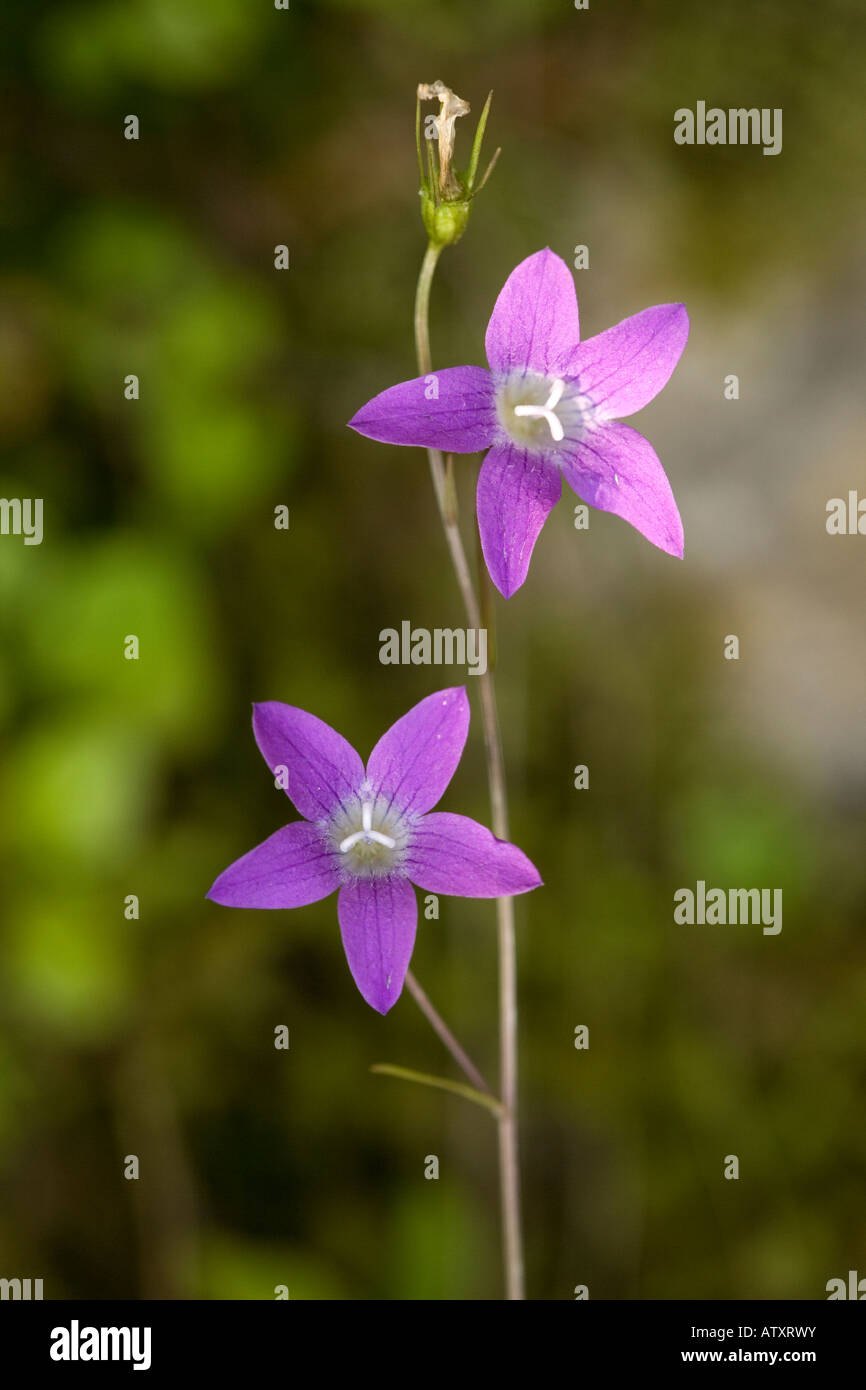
[0, 0, 864, 1300]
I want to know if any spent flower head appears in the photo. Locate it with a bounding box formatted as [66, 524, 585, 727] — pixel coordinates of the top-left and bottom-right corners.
[207, 688, 541, 1014]
[417, 81, 499, 248]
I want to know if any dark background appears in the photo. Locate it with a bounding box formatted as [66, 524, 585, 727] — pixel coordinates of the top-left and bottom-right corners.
[1, 0, 864, 1299]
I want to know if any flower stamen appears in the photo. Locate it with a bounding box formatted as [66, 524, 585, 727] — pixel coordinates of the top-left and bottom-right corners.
[339, 801, 397, 853]
[513, 377, 565, 442]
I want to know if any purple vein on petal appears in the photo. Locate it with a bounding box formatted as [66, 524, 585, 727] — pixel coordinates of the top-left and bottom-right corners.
[562, 422, 683, 557]
[366, 688, 469, 820]
[253, 702, 364, 822]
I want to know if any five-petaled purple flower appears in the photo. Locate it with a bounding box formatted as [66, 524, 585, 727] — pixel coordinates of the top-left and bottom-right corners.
[207, 688, 541, 1013]
[349, 248, 689, 597]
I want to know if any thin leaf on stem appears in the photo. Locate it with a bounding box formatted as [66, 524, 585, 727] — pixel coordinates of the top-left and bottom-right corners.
[371, 1064, 504, 1117]
[471, 146, 501, 198]
[415, 93, 426, 188]
[466, 90, 493, 192]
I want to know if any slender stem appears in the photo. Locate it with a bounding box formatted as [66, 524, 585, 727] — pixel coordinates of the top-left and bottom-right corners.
[405, 969, 492, 1096]
[413, 244, 482, 627]
[413, 241, 525, 1301]
[495, 889, 522, 1299]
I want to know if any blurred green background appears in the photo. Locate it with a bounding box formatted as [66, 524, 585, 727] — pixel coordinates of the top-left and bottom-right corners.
[1, 0, 865, 1300]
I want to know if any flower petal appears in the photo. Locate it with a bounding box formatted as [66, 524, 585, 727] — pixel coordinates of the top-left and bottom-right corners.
[367, 687, 469, 817]
[476, 442, 561, 598]
[407, 813, 542, 897]
[561, 421, 684, 557]
[569, 303, 689, 420]
[207, 821, 339, 909]
[337, 876, 417, 1014]
[348, 366, 495, 453]
[485, 248, 581, 377]
[252, 702, 364, 821]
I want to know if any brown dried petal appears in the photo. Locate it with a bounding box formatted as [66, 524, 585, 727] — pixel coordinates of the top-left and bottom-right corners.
[418, 80, 470, 196]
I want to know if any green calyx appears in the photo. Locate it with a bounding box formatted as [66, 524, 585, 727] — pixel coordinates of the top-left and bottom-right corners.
[416, 86, 500, 250]
[420, 192, 471, 249]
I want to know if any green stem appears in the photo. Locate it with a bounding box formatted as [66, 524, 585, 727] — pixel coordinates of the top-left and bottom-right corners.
[405, 968, 492, 1097]
[413, 244, 482, 627]
[412, 241, 525, 1302]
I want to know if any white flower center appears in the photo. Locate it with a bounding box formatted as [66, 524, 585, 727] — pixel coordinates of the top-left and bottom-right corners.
[339, 800, 396, 853]
[330, 789, 410, 878]
[496, 371, 595, 453]
[513, 377, 566, 441]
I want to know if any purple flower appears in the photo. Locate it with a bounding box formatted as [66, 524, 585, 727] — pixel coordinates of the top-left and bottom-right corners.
[207, 688, 541, 1014]
[349, 248, 689, 597]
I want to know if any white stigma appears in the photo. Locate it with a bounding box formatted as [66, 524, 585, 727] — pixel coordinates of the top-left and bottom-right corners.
[513, 377, 565, 442]
[339, 800, 397, 853]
